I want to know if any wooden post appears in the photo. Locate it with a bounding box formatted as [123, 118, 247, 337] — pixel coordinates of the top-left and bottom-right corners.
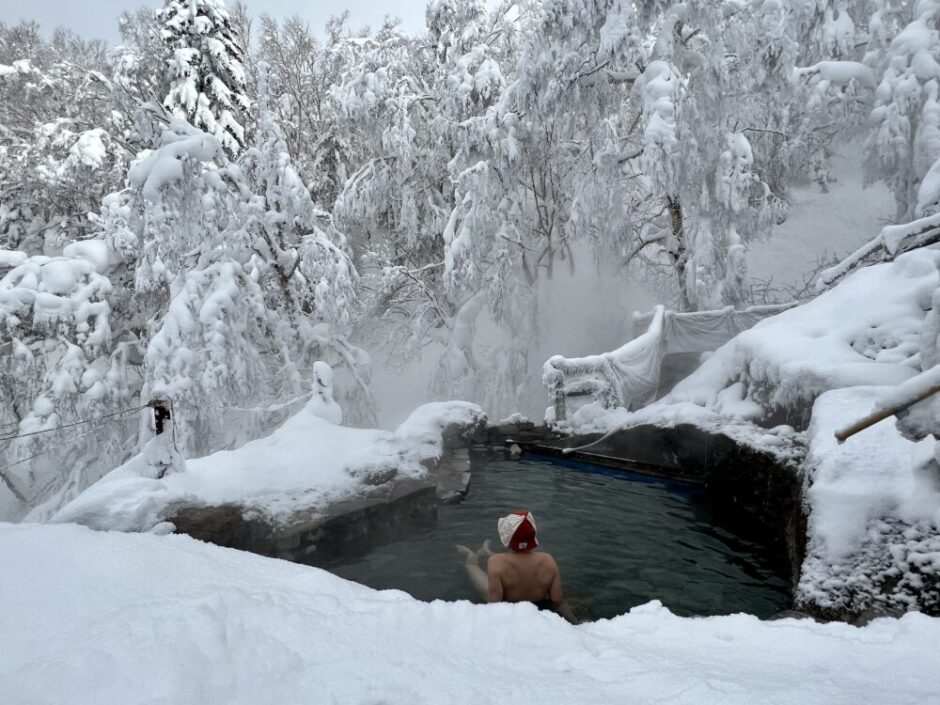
[835, 385, 940, 443]
[149, 400, 171, 436]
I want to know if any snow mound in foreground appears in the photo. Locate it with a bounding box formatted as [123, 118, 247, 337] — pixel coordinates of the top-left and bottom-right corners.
[51, 400, 485, 532]
[1, 523, 938, 705]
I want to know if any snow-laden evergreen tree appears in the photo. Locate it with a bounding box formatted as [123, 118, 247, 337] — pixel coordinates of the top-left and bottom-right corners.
[157, 0, 250, 155]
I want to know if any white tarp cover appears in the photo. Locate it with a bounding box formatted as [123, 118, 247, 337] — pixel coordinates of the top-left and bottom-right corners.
[544, 304, 791, 416]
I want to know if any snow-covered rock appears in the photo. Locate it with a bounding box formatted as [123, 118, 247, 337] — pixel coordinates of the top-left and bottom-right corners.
[1, 522, 938, 705]
[797, 387, 940, 616]
[51, 400, 486, 533]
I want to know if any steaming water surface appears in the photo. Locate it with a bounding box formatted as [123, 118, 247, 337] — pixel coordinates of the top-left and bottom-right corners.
[322, 456, 791, 620]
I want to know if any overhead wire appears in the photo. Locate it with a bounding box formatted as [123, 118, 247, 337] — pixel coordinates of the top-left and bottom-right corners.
[1, 391, 315, 504]
[0, 404, 148, 444]
[223, 391, 313, 414]
[0, 418, 139, 504]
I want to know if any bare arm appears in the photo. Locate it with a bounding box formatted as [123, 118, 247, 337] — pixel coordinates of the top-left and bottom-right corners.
[548, 561, 578, 624]
[487, 563, 504, 603]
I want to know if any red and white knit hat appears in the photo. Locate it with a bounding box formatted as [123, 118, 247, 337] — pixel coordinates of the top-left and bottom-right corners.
[498, 510, 538, 552]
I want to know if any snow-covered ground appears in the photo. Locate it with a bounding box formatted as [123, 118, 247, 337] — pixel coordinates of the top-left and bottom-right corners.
[2, 522, 938, 705]
[50, 398, 484, 532]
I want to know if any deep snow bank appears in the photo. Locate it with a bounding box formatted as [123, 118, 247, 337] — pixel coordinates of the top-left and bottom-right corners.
[2, 523, 939, 705]
[51, 400, 485, 533]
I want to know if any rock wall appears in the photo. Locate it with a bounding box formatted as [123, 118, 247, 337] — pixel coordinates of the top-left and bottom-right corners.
[515, 424, 807, 589]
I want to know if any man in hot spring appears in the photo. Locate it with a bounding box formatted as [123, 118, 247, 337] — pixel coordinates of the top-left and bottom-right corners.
[457, 510, 578, 624]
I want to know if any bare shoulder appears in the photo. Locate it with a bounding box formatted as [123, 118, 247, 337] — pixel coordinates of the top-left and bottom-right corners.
[537, 551, 559, 570]
[487, 553, 509, 572]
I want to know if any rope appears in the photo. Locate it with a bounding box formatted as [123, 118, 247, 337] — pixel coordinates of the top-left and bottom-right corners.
[0, 404, 148, 444]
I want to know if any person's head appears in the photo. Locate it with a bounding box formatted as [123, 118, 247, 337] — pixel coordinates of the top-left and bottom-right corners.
[498, 510, 538, 552]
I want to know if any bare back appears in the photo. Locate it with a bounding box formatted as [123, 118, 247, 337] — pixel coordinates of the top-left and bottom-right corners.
[486, 551, 562, 604]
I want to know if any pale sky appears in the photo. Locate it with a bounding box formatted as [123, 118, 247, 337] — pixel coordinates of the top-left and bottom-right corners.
[0, 0, 428, 43]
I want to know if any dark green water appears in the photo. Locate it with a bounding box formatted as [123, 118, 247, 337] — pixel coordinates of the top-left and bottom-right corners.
[324, 456, 791, 620]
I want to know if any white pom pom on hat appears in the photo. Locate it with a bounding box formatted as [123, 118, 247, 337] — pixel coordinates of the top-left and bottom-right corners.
[497, 510, 538, 552]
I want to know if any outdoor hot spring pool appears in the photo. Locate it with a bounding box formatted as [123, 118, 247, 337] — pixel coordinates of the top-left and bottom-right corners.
[317, 455, 791, 620]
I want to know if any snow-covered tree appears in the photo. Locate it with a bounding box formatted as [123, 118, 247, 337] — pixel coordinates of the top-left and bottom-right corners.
[332, 5, 528, 413]
[865, 1, 940, 220]
[255, 13, 361, 208]
[158, 0, 250, 155]
[235, 63, 371, 422]
[0, 24, 130, 252]
[628, 1, 802, 309]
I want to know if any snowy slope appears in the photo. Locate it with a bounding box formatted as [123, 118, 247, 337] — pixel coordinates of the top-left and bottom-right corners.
[747, 150, 895, 291]
[570, 248, 939, 435]
[1, 523, 939, 705]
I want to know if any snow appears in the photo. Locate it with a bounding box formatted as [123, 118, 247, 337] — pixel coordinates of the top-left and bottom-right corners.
[2, 522, 939, 705]
[128, 119, 220, 201]
[0, 249, 28, 268]
[638, 60, 682, 194]
[805, 387, 937, 557]
[50, 399, 485, 532]
[643, 248, 938, 419]
[877, 364, 940, 414]
[798, 386, 940, 614]
[557, 249, 935, 467]
[748, 151, 895, 290]
[67, 128, 109, 169]
[794, 61, 876, 89]
[550, 248, 934, 418]
[61, 239, 115, 274]
[0, 250, 113, 346]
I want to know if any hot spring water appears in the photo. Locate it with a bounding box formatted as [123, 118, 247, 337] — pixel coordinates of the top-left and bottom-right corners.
[315, 455, 791, 620]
